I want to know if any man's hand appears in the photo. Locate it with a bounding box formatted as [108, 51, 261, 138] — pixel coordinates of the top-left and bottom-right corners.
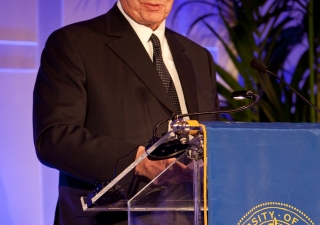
[134, 146, 192, 185]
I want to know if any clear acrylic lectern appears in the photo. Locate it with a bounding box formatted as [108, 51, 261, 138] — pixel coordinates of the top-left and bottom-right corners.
[80, 119, 206, 225]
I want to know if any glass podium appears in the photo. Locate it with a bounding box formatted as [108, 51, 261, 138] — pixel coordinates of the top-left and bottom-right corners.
[80, 120, 206, 225]
[127, 153, 204, 225]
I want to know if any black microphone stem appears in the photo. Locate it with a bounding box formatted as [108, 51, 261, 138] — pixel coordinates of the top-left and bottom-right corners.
[265, 69, 320, 114]
[250, 58, 320, 114]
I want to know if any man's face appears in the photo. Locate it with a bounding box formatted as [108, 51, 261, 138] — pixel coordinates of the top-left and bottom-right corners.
[120, 0, 174, 30]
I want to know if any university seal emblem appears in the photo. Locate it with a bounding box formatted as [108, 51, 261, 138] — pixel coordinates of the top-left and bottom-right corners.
[238, 202, 314, 225]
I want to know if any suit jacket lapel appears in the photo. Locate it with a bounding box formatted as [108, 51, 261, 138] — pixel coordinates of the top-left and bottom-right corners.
[166, 30, 199, 117]
[104, 5, 177, 114]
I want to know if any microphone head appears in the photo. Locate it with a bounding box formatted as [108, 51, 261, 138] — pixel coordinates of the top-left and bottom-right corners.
[250, 58, 268, 72]
[231, 90, 256, 100]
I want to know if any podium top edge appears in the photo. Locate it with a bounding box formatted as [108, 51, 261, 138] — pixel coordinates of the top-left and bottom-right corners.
[201, 121, 320, 130]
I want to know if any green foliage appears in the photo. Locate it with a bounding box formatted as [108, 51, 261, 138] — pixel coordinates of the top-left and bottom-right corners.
[172, 0, 319, 122]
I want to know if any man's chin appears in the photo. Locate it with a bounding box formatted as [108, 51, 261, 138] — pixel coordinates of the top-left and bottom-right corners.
[141, 16, 166, 29]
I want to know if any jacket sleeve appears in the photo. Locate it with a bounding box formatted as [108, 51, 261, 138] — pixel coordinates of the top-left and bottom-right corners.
[33, 29, 137, 184]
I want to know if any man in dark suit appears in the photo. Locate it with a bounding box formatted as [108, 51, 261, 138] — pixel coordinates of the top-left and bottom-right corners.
[33, 0, 219, 224]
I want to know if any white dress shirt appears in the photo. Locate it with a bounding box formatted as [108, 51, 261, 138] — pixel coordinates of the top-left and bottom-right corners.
[117, 1, 188, 115]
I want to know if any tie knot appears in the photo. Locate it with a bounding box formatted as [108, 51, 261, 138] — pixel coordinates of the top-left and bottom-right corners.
[150, 34, 162, 55]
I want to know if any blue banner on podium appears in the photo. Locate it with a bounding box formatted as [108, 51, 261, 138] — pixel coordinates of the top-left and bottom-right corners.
[205, 122, 320, 225]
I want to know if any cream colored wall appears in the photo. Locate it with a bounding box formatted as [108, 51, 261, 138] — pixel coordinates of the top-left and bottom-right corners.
[0, 0, 41, 224]
[63, 0, 117, 26]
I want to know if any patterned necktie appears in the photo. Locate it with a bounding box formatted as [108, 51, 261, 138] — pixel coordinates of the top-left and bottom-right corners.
[150, 34, 182, 114]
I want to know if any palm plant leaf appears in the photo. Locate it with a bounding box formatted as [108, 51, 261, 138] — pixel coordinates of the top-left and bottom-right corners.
[171, 0, 315, 122]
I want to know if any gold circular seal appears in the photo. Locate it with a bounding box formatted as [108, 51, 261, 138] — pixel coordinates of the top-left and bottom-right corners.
[238, 202, 314, 225]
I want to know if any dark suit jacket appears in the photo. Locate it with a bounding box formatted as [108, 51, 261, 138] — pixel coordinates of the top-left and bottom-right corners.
[33, 4, 219, 225]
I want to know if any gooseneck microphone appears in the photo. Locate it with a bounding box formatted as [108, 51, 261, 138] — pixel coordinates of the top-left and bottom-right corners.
[250, 58, 320, 114]
[152, 90, 260, 141]
[147, 90, 260, 160]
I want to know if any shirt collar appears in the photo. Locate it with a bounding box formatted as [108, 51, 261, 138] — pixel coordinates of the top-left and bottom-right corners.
[117, 1, 166, 46]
